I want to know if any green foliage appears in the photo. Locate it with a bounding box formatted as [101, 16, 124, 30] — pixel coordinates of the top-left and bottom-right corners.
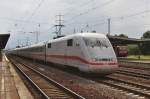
[142, 31, 150, 38]
[140, 31, 150, 55]
[128, 45, 140, 55]
[118, 34, 128, 38]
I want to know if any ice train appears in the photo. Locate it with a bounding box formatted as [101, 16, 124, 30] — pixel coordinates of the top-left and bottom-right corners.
[8, 33, 118, 75]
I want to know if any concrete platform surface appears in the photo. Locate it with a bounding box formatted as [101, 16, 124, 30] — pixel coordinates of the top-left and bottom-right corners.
[0, 55, 33, 99]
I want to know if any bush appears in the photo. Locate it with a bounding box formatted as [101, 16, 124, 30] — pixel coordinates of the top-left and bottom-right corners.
[128, 45, 140, 55]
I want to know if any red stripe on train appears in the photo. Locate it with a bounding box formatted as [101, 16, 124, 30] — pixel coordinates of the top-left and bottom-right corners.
[31, 53, 117, 66]
[47, 55, 118, 66]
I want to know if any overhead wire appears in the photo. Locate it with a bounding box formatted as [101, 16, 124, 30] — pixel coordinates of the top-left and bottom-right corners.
[64, 0, 115, 25]
[116, 9, 150, 20]
[66, 8, 150, 33]
[62, 0, 115, 33]
[16, 0, 150, 36]
[0, 17, 50, 24]
[20, 0, 45, 32]
[63, 0, 95, 16]
[26, 0, 45, 20]
[17, 0, 113, 35]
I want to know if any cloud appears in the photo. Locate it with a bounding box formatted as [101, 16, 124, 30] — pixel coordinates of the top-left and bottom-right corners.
[0, 0, 150, 49]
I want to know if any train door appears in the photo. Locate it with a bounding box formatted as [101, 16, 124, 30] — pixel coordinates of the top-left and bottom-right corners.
[60, 40, 67, 65]
[66, 38, 74, 66]
[66, 38, 82, 67]
[50, 40, 66, 65]
[74, 37, 83, 67]
[44, 43, 47, 64]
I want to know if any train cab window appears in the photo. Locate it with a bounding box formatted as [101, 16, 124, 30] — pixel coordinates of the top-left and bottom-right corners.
[67, 39, 73, 46]
[48, 43, 51, 48]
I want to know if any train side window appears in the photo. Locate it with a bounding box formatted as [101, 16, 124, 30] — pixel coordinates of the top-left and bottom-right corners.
[48, 43, 51, 48]
[67, 39, 73, 46]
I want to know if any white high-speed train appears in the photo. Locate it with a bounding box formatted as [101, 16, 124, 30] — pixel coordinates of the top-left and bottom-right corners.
[8, 33, 118, 75]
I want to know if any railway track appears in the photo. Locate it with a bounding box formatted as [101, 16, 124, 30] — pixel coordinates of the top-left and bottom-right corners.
[8, 55, 150, 99]
[96, 76, 150, 98]
[119, 65, 150, 71]
[119, 61, 150, 71]
[115, 69, 150, 79]
[10, 58, 85, 99]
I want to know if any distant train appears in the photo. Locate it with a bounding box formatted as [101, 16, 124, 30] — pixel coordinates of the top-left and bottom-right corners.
[113, 46, 128, 57]
[7, 33, 118, 75]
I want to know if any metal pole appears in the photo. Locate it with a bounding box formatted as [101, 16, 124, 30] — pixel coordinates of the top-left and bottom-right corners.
[36, 31, 38, 43]
[108, 18, 111, 35]
[26, 37, 29, 46]
[38, 24, 40, 43]
[54, 14, 64, 37]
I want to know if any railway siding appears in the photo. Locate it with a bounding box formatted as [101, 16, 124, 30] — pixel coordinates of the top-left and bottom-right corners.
[8, 55, 145, 99]
[96, 76, 150, 98]
[10, 57, 85, 99]
[116, 70, 150, 80]
[119, 60, 150, 69]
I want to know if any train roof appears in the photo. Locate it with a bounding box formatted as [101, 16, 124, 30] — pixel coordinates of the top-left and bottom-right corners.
[12, 41, 45, 51]
[48, 33, 106, 43]
[29, 41, 46, 47]
[11, 33, 106, 51]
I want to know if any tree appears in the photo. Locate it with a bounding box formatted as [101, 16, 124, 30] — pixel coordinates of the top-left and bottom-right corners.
[140, 31, 150, 55]
[142, 31, 150, 38]
[128, 45, 140, 55]
[114, 34, 128, 38]
[118, 34, 128, 38]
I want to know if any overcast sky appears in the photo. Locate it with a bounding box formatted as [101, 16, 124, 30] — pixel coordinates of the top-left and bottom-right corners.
[0, 0, 150, 49]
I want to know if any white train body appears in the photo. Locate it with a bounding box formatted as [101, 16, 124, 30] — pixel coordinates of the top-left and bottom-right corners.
[9, 33, 118, 75]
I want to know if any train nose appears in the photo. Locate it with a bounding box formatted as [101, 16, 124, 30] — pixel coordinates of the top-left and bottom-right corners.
[89, 64, 118, 75]
[102, 65, 118, 74]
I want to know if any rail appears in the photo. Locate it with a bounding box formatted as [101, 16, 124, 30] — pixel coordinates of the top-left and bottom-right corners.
[9, 57, 85, 99]
[96, 76, 150, 98]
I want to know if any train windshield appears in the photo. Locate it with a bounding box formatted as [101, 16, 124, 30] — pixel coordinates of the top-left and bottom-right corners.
[83, 37, 116, 61]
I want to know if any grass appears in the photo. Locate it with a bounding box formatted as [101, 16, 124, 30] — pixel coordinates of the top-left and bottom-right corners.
[118, 55, 150, 61]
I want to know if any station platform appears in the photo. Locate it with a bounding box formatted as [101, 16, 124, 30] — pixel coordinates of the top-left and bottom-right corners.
[0, 55, 33, 99]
